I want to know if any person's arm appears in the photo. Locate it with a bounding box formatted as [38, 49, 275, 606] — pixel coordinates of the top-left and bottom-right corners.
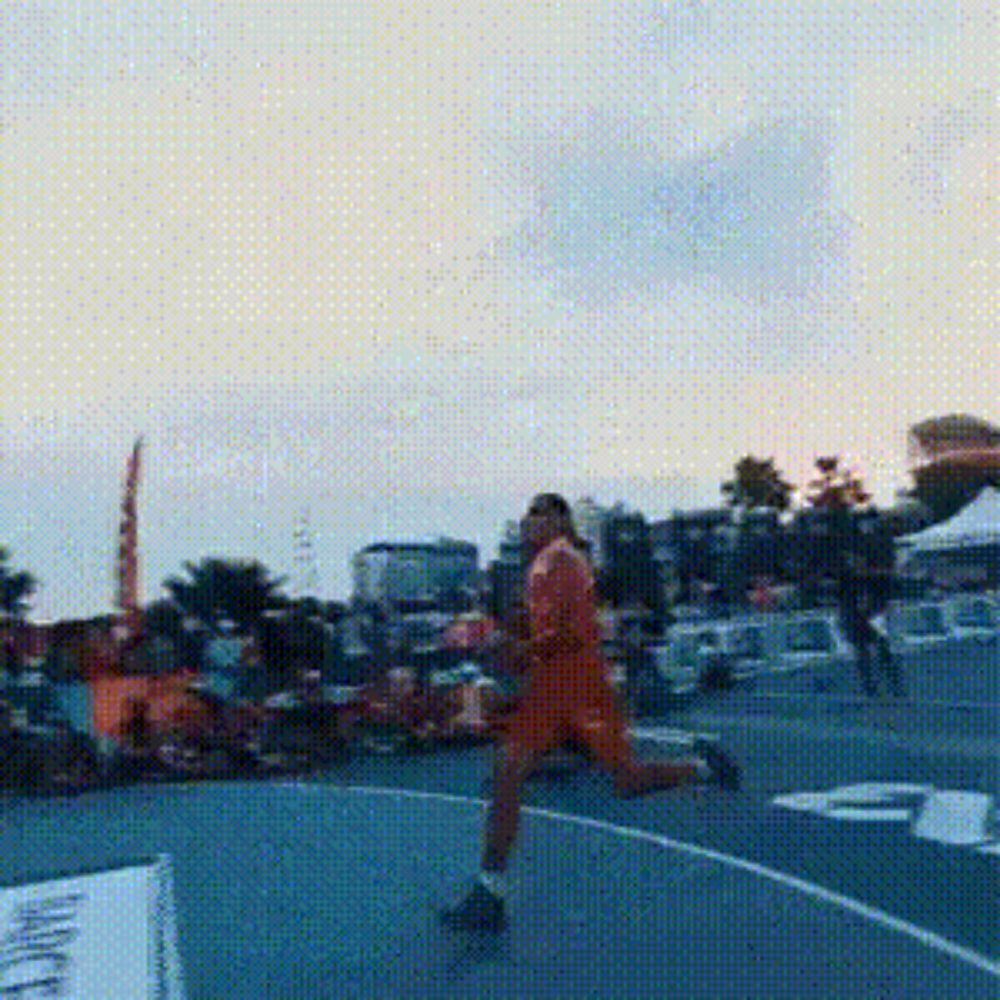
[480, 605, 530, 675]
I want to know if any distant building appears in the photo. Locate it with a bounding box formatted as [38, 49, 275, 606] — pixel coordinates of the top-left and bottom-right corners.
[652, 507, 790, 608]
[785, 506, 896, 579]
[484, 521, 525, 620]
[599, 507, 659, 614]
[651, 508, 731, 592]
[352, 539, 479, 612]
[572, 498, 608, 569]
[738, 508, 783, 579]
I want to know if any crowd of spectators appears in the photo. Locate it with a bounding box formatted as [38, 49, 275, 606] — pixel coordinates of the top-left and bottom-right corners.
[0, 618, 502, 797]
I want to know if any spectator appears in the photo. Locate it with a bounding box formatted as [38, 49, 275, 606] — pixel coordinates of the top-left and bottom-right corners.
[120, 696, 153, 755]
[748, 576, 778, 613]
[44, 719, 100, 793]
[836, 550, 905, 699]
[0, 699, 38, 790]
[2, 636, 22, 679]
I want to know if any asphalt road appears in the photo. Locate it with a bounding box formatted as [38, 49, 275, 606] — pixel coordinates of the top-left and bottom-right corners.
[0, 638, 995, 998]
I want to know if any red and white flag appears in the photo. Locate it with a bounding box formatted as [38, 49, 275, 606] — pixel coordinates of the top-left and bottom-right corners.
[115, 437, 143, 639]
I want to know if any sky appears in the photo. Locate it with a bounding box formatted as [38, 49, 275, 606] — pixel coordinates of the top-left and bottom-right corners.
[0, 1, 996, 619]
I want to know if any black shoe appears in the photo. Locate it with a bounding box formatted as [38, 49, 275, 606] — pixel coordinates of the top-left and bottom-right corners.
[693, 739, 742, 791]
[440, 881, 508, 932]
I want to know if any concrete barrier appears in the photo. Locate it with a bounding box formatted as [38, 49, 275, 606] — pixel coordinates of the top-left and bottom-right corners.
[887, 593, 999, 647]
[653, 611, 850, 690]
[944, 594, 999, 639]
[653, 593, 998, 688]
[886, 602, 952, 647]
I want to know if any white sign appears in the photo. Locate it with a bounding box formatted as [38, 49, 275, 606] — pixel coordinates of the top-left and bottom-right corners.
[0, 857, 184, 999]
[773, 783, 998, 855]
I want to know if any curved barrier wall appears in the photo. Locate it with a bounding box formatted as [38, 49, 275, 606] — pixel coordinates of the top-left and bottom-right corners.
[651, 593, 998, 691]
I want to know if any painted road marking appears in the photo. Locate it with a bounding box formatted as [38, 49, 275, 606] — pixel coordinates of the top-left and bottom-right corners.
[773, 782, 999, 853]
[774, 783, 934, 823]
[914, 792, 996, 847]
[632, 725, 719, 745]
[742, 692, 1000, 712]
[280, 782, 1000, 981]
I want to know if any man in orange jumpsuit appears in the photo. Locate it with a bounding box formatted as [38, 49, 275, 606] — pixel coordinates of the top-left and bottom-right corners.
[442, 493, 741, 931]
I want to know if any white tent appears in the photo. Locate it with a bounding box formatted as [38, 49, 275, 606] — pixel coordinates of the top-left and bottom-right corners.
[898, 486, 1000, 553]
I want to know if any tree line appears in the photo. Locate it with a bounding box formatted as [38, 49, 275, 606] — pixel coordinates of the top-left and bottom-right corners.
[2, 413, 997, 624]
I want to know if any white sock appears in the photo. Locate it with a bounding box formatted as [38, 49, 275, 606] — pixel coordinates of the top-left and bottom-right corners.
[478, 871, 507, 897]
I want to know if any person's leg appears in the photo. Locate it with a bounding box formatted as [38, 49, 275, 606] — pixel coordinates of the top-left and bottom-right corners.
[609, 740, 742, 794]
[572, 700, 730, 796]
[481, 741, 544, 873]
[441, 739, 544, 931]
[852, 639, 879, 697]
[612, 755, 702, 797]
[875, 635, 905, 698]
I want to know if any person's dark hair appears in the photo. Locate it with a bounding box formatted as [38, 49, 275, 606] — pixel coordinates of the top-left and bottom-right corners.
[527, 493, 585, 548]
[527, 493, 572, 518]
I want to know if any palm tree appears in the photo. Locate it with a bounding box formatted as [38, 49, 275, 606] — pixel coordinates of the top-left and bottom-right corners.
[0, 548, 37, 620]
[721, 456, 794, 512]
[805, 456, 871, 510]
[163, 557, 288, 633]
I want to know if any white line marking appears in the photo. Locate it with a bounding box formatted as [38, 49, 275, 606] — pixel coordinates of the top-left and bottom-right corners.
[742, 692, 1000, 712]
[309, 783, 1000, 981]
[631, 725, 719, 745]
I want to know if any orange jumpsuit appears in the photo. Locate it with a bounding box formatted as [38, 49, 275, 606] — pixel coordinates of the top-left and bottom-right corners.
[500, 536, 630, 768]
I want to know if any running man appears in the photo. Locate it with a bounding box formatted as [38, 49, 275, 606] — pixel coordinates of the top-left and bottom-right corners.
[441, 493, 741, 932]
[836, 549, 905, 698]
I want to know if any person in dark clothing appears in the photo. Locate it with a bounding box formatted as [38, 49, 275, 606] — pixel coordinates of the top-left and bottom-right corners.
[121, 697, 153, 754]
[0, 699, 42, 791]
[44, 719, 100, 793]
[836, 551, 905, 698]
[2, 637, 19, 676]
[116, 696, 159, 780]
